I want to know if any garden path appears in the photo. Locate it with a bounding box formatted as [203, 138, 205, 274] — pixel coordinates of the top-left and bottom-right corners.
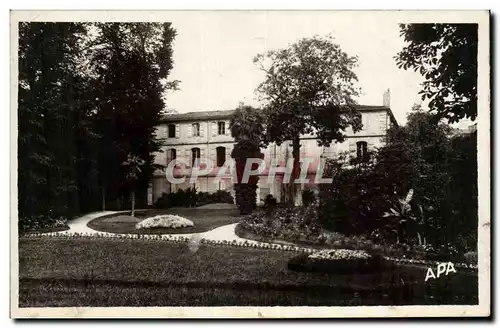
[39, 212, 268, 246]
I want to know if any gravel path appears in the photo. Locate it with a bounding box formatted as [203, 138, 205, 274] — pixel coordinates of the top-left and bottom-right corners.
[38, 211, 265, 245]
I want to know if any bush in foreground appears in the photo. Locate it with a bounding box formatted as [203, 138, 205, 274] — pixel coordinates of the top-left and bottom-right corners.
[154, 189, 234, 208]
[19, 215, 69, 233]
[288, 249, 391, 275]
[135, 215, 194, 229]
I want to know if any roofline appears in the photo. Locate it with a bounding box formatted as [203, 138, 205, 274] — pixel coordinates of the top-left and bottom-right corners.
[159, 110, 236, 123]
[385, 107, 399, 127]
[159, 105, 399, 125]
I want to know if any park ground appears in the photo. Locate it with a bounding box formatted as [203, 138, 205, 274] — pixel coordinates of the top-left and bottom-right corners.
[18, 208, 478, 307]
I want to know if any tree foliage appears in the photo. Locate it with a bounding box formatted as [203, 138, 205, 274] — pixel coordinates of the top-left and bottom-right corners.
[88, 23, 177, 209]
[319, 105, 478, 251]
[396, 24, 478, 123]
[377, 108, 477, 249]
[18, 22, 177, 230]
[255, 35, 362, 146]
[230, 104, 265, 214]
[18, 22, 89, 225]
[254, 35, 361, 205]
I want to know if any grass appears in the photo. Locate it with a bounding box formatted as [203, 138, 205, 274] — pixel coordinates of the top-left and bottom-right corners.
[87, 208, 242, 234]
[18, 237, 478, 307]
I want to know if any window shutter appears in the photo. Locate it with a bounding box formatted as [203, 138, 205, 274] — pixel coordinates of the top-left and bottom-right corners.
[200, 147, 206, 161]
[166, 149, 171, 163]
[225, 121, 230, 135]
[225, 146, 231, 162]
[212, 122, 217, 137]
[185, 148, 191, 167]
[187, 124, 192, 138]
[200, 123, 205, 137]
[210, 146, 217, 163]
[175, 124, 180, 138]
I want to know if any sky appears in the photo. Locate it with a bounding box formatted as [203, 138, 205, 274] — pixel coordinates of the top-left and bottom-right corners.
[162, 11, 436, 126]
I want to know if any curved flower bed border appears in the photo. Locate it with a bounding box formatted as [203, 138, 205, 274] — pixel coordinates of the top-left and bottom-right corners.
[135, 214, 194, 229]
[20, 225, 71, 234]
[20, 232, 478, 271]
[235, 223, 477, 271]
[288, 253, 390, 275]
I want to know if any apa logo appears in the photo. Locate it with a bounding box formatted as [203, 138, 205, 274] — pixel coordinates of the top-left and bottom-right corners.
[425, 262, 457, 282]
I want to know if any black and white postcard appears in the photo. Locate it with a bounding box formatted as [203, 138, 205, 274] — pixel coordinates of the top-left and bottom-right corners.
[10, 10, 490, 318]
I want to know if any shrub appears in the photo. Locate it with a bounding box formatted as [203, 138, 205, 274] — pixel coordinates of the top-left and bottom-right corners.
[19, 213, 69, 232]
[210, 190, 234, 204]
[234, 183, 257, 215]
[231, 138, 263, 215]
[318, 155, 396, 236]
[464, 251, 478, 265]
[154, 189, 234, 208]
[264, 194, 277, 208]
[239, 204, 322, 241]
[301, 189, 316, 207]
[135, 215, 194, 229]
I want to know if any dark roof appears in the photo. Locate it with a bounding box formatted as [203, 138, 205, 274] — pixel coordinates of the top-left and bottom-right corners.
[160, 105, 398, 126]
[160, 110, 236, 122]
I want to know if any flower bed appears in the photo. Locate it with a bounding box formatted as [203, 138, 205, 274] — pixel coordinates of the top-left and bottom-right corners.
[239, 205, 322, 240]
[19, 217, 70, 234]
[288, 248, 392, 275]
[135, 215, 194, 229]
[238, 205, 476, 265]
[19, 232, 478, 271]
[308, 249, 371, 261]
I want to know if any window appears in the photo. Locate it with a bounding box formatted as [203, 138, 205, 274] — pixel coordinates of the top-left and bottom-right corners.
[192, 123, 200, 137]
[191, 147, 201, 167]
[361, 114, 368, 130]
[166, 148, 176, 163]
[356, 141, 368, 161]
[167, 124, 176, 138]
[216, 146, 226, 167]
[218, 121, 225, 135]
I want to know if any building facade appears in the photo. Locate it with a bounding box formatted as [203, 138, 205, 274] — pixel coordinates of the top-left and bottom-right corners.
[150, 93, 398, 205]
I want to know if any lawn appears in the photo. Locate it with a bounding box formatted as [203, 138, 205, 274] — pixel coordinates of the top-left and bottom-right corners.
[18, 237, 478, 307]
[87, 208, 242, 234]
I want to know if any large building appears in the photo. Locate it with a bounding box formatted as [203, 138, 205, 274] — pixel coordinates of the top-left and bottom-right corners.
[150, 91, 398, 204]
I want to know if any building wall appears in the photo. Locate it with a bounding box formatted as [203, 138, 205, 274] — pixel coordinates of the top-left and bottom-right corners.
[151, 110, 392, 203]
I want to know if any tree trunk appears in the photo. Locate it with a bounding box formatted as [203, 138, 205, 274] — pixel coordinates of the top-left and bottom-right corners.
[291, 137, 302, 206]
[101, 187, 106, 211]
[131, 190, 136, 217]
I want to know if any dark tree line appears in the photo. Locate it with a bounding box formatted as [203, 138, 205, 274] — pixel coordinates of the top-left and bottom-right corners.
[319, 106, 478, 252]
[18, 22, 177, 230]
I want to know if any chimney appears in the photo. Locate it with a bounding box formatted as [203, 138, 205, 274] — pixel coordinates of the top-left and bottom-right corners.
[383, 89, 391, 107]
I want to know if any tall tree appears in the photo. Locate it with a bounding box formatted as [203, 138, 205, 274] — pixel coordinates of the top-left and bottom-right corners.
[254, 35, 361, 205]
[18, 22, 89, 227]
[18, 22, 178, 230]
[396, 24, 478, 123]
[230, 104, 265, 214]
[88, 23, 177, 209]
